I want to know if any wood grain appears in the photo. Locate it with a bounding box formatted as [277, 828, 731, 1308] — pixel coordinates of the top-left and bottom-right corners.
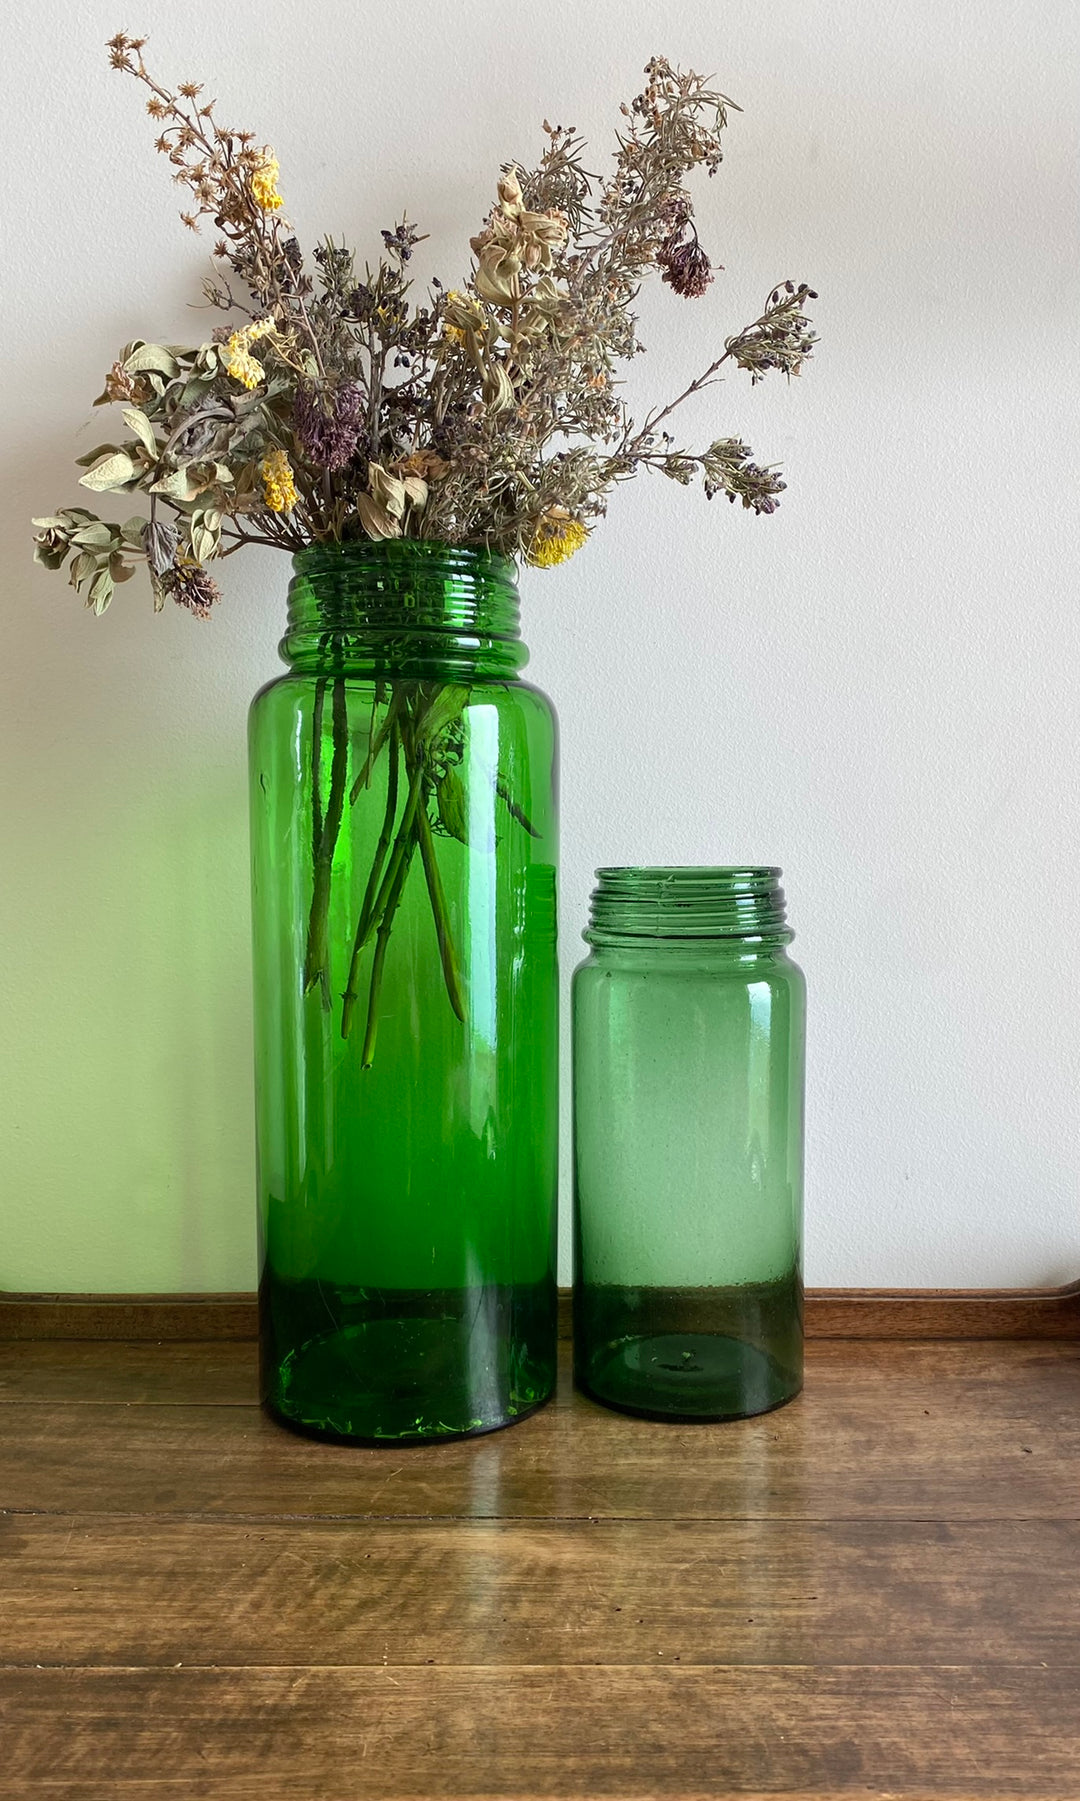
[0, 1339, 255, 1406]
[2, 1333, 1078, 1796]
[3, 1513, 1079, 1670]
[3, 1280, 1079, 1340]
[1, 1333, 1074, 1406]
[0, 1340, 1077, 1523]
[2, 1664, 1078, 1799]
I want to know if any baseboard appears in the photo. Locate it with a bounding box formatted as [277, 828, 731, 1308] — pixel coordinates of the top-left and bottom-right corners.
[1, 1283, 1078, 1342]
[806, 1282, 1080, 1339]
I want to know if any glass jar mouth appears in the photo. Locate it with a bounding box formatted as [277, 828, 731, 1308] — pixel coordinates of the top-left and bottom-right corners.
[291, 538, 519, 589]
[596, 864, 781, 885]
[282, 539, 525, 675]
[585, 866, 791, 944]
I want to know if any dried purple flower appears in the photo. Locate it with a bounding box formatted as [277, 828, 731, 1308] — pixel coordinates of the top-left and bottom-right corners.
[380, 220, 425, 263]
[294, 382, 363, 471]
[658, 229, 714, 299]
[161, 561, 221, 620]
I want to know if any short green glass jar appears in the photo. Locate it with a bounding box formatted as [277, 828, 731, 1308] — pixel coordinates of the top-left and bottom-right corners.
[572, 867, 805, 1421]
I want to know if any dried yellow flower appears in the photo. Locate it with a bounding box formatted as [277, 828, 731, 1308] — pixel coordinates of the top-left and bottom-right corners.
[225, 348, 263, 389]
[442, 290, 484, 347]
[222, 317, 275, 390]
[260, 448, 298, 513]
[525, 507, 588, 568]
[250, 157, 283, 211]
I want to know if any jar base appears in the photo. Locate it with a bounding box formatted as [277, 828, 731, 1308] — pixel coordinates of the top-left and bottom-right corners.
[576, 1330, 801, 1422]
[264, 1386, 552, 1447]
[261, 1287, 556, 1444]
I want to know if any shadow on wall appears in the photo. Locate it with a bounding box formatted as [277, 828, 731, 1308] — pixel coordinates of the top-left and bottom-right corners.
[2, 441, 261, 1292]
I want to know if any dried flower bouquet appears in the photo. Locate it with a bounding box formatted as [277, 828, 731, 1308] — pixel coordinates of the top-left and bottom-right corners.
[34, 38, 817, 1055]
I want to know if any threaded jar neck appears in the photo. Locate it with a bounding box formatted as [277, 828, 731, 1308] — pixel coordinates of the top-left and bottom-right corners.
[585, 867, 792, 946]
[281, 540, 526, 677]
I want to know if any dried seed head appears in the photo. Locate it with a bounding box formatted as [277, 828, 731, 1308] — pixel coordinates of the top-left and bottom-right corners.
[658, 232, 714, 299]
[161, 561, 221, 620]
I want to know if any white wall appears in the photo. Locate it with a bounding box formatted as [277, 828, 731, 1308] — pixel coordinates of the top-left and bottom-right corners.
[3, 0, 1079, 1291]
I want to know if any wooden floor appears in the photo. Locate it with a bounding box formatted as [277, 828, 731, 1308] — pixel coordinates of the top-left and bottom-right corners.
[1, 1334, 1078, 1799]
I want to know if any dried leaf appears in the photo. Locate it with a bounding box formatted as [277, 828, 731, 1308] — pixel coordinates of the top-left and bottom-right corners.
[190, 512, 221, 563]
[70, 522, 116, 548]
[123, 343, 180, 379]
[75, 444, 121, 468]
[121, 407, 158, 456]
[176, 373, 216, 410]
[88, 568, 114, 614]
[420, 684, 470, 742]
[482, 362, 516, 413]
[78, 451, 136, 493]
[34, 541, 69, 571]
[368, 463, 407, 521]
[144, 520, 178, 575]
[149, 467, 205, 502]
[356, 492, 401, 540]
[436, 769, 468, 844]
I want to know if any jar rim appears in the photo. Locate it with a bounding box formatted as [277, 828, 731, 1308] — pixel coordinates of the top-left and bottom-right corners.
[281, 537, 525, 676]
[291, 538, 518, 581]
[595, 865, 782, 884]
[585, 865, 792, 944]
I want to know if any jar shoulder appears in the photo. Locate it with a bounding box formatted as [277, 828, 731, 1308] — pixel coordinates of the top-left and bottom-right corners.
[573, 948, 804, 990]
[249, 670, 555, 726]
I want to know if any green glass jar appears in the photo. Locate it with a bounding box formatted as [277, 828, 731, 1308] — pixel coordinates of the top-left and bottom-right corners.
[573, 867, 804, 1421]
[248, 540, 558, 1442]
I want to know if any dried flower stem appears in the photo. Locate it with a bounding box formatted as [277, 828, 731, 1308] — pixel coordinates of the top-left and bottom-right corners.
[303, 675, 348, 1005]
[341, 715, 400, 1039]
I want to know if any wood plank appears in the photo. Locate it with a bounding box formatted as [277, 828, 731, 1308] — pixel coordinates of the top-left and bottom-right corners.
[2, 1513, 1078, 1671]
[1, 1342, 1077, 1523]
[1, 1664, 1077, 1799]
[3, 1280, 1078, 1341]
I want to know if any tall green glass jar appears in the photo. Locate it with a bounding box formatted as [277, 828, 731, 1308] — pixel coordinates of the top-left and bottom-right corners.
[573, 867, 804, 1421]
[248, 540, 558, 1442]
